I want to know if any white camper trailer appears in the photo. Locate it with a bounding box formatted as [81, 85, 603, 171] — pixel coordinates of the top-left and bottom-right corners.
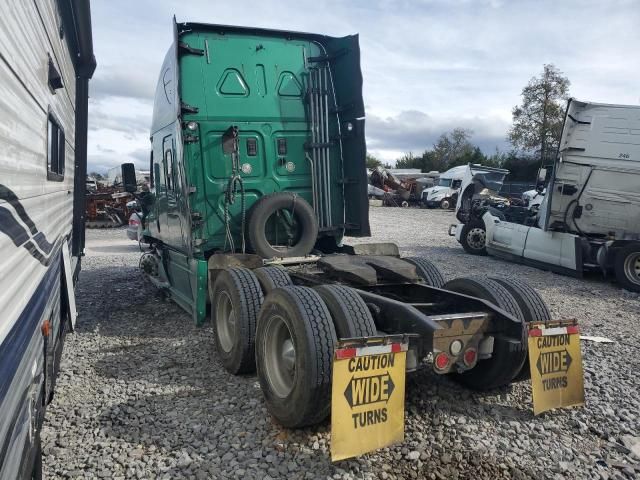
[450, 99, 640, 292]
[0, 1, 95, 477]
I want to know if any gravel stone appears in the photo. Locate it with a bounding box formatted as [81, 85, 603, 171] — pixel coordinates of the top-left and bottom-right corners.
[40, 210, 640, 479]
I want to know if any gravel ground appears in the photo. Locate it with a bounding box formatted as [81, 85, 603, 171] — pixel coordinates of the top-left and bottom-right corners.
[42, 208, 639, 479]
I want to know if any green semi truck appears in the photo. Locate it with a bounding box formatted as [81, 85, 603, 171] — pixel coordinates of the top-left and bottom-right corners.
[127, 19, 554, 429]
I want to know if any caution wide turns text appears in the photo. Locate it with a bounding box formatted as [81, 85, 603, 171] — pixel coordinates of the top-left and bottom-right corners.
[331, 351, 406, 461]
[528, 326, 585, 415]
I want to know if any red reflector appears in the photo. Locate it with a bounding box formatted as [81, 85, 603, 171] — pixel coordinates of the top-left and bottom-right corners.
[463, 348, 477, 366]
[528, 328, 543, 337]
[129, 219, 140, 226]
[335, 348, 357, 360]
[434, 352, 449, 370]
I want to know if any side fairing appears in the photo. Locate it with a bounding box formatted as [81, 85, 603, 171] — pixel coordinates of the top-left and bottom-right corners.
[322, 34, 369, 237]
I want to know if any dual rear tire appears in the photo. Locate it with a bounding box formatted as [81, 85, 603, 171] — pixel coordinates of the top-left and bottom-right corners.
[442, 276, 552, 388]
[212, 267, 376, 428]
[212, 266, 551, 425]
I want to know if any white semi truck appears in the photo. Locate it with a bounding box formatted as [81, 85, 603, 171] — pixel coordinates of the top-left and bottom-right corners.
[422, 165, 467, 209]
[450, 99, 640, 292]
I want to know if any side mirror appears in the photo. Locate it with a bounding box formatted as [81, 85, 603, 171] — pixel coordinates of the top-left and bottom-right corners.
[121, 163, 137, 193]
[536, 167, 549, 192]
[537, 167, 547, 184]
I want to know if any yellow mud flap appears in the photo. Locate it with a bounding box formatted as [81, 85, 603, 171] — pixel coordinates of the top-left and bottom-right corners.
[331, 338, 408, 462]
[528, 321, 585, 415]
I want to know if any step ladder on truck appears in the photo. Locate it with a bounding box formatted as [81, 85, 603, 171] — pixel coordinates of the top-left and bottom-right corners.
[126, 19, 580, 459]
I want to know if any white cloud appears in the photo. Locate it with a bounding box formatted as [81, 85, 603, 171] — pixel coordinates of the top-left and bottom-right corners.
[88, 0, 640, 172]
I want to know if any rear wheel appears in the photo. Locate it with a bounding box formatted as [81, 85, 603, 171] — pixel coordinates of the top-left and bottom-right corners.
[256, 286, 336, 428]
[490, 277, 551, 381]
[614, 243, 640, 293]
[211, 268, 264, 374]
[442, 277, 526, 390]
[254, 266, 293, 294]
[460, 221, 487, 255]
[403, 257, 445, 288]
[314, 285, 377, 338]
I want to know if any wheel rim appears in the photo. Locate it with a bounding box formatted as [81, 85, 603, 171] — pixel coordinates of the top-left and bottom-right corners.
[467, 227, 486, 250]
[215, 291, 235, 353]
[441, 200, 450, 209]
[262, 314, 296, 398]
[623, 252, 640, 285]
[265, 209, 301, 252]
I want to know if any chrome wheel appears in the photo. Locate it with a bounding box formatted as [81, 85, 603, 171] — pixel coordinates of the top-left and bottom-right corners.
[215, 291, 235, 353]
[467, 227, 486, 250]
[441, 199, 450, 209]
[623, 252, 640, 286]
[263, 314, 296, 398]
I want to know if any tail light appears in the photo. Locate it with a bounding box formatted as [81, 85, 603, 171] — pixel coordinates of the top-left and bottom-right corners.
[129, 217, 140, 226]
[434, 352, 450, 370]
[463, 348, 477, 367]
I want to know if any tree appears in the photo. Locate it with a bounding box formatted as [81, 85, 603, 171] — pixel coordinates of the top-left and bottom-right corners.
[89, 171, 104, 180]
[508, 64, 570, 163]
[395, 128, 487, 172]
[365, 153, 382, 169]
[431, 128, 476, 170]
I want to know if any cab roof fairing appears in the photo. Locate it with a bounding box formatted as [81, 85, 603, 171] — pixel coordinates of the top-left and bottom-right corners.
[150, 20, 365, 136]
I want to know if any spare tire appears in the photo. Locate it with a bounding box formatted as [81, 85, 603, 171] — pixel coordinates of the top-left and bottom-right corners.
[247, 193, 318, 259]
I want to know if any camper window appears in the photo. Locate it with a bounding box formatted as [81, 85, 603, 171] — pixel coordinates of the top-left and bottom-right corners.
[47, 113, 65, 181]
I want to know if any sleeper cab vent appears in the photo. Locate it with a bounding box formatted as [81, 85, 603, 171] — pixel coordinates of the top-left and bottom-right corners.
[246, 138, 257, 156]
[277, 138, 287, 156]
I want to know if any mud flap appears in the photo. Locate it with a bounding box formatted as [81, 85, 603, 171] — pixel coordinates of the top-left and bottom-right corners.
[61, 246, 78, 331]
[331, 338, 408, 461]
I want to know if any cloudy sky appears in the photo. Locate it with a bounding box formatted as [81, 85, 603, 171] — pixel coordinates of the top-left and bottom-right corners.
[88, 0, 640, 173]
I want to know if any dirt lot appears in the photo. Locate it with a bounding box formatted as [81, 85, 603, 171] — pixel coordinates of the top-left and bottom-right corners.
[42, 207, 639, 479]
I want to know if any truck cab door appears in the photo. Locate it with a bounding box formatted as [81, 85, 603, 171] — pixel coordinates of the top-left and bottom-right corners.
[162, 135, 182, 244]
[483, 212, 529, 258]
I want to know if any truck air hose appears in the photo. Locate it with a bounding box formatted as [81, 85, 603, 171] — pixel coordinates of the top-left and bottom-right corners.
[223, 169, 247, 253]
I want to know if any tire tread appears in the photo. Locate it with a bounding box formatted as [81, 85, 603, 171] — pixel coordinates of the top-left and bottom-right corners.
[404, 257, 446, 288]
[314, 285, 377, 338]
[213, 267, 264, 374]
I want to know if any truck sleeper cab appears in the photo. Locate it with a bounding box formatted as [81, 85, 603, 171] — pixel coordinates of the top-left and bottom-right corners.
[137, 21, 554, 430]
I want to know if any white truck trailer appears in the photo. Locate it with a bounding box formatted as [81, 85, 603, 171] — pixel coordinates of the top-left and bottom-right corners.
[450, 99, 640, 292]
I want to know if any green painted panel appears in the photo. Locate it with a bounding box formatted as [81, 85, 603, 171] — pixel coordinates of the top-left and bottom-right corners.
[149, 23, 369, 259]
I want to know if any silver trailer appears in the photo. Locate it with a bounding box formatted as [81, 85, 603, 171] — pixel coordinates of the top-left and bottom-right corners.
[0, 1, 95, 477]
[451, 99, 640, 292]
